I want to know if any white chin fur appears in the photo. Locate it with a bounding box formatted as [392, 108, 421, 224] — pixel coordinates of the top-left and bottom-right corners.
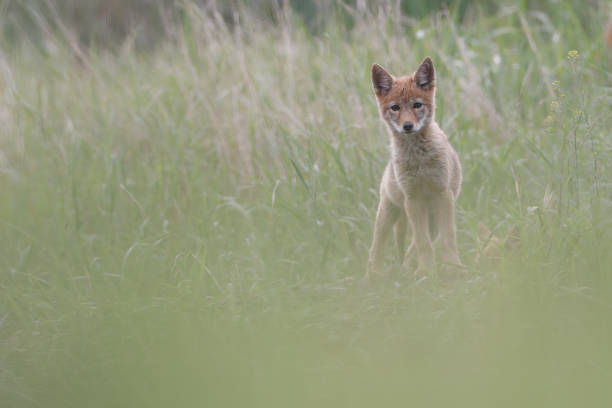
[389, 119, 426, 134]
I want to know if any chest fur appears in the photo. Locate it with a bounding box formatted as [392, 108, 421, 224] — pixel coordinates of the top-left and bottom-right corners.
[390, 134, 449, 192]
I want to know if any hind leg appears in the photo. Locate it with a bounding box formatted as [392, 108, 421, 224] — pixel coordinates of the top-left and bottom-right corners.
[434, 189, 463, 272]
[429, 211, 438, 243]
[397, 214, 417, 268]
[403, 239, 417, 269]
[393, 213, 407, 263]
[366, 196, 400, 280]
[405, 198, 434, 276]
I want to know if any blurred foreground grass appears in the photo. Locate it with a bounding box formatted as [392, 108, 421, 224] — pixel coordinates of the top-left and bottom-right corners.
[1, 2, 612, 407]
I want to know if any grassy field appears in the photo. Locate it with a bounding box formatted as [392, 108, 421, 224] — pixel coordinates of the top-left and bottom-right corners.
[1, 2, 612, 407]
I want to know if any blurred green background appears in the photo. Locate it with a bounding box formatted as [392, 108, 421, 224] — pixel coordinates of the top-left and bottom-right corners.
[1, 0, 612, 407]
[1, 0, 606, 49]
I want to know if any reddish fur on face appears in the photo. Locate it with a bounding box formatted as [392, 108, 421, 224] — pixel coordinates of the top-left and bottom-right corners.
[376, 77, 433, 107]
[371, 59, 436, 134]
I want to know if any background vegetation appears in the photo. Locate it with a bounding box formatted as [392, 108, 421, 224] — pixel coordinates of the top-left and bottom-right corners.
[1, 0, 612, 406]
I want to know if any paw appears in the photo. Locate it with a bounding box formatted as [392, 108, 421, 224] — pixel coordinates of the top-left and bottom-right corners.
[438, 262, 468, 281]
[362, 261, 388, 285]
[413, 263, 433, 278]
[413, 253, 434, 277]
[402, 255, 416, 271]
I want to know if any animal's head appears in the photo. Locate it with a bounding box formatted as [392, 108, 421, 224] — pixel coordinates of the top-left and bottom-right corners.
[475, 222, 521, 265]
[371, 57, 436, 135]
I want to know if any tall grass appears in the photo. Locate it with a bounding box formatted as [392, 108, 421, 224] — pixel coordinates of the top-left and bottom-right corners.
[1, 2, 612, 407]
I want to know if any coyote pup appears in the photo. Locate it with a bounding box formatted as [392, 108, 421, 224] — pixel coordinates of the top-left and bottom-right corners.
[366, 57, 463, 279]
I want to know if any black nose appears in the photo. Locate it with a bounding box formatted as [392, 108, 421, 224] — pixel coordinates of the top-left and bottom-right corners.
[403, 122, 414, 131]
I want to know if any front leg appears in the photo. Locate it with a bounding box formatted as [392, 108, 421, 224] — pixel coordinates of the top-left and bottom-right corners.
[405, 197, 434, 276]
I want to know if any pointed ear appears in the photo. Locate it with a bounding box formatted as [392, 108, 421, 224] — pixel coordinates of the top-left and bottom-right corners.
[478, 221, 492, 242]
[504, 225, 521, 250]
[414, 57, 435, 91]
[372, 63, 393, 96]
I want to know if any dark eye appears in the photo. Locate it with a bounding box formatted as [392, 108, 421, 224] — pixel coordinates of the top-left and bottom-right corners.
[413, 102, 423, 109]
[390, 105, 400, 111]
